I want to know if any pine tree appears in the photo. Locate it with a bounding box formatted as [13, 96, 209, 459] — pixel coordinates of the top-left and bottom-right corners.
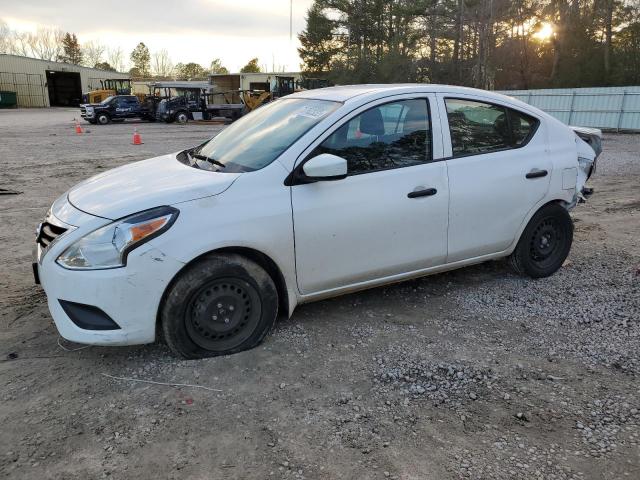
[59, 32, 83, 64]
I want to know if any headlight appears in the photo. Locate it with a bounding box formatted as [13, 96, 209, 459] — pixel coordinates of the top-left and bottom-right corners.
[57, 206, 178, 270]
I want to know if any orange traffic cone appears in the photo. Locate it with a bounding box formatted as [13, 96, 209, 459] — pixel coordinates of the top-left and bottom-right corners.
[75, 121, 83, 134]
[132, 128, 143, 145]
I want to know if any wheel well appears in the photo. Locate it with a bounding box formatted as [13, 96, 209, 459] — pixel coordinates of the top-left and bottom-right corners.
[513, 198, 572, 249]
[215, 247, 289, 318]
[550, 198, 571, 209]
[156, 247, 289, 341]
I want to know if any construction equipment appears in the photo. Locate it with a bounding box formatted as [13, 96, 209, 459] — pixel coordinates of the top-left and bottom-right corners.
[241, 90, 271, 112]
[85, 79, 132, 104]
[297, 77, 330, 90]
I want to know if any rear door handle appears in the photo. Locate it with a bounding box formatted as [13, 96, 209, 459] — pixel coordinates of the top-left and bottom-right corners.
[407, 188, 437, 198]
[526, 169, 548, 179]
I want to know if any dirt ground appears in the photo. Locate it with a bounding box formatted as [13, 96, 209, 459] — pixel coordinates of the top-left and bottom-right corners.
[1, 108, 639, 480]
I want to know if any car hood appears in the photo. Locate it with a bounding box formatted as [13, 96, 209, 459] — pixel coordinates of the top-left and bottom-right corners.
[67, 153, 240, 219]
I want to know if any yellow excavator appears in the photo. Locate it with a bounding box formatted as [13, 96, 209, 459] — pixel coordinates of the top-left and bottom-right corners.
[85, 79, 133, 104]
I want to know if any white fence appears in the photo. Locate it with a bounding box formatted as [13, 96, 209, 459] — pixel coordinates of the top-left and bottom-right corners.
[498, 86, 640, 131]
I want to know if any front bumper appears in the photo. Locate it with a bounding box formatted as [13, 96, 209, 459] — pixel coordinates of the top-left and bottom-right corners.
[80, 106, 95, 119]
[36, 204, 185, 346]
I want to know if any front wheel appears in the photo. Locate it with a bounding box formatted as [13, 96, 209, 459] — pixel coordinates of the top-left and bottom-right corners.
[510, 203, 573, 278]
[96, 113, 110, 125]
[175, 111, 188, 124]
[161, 254, 278, 359]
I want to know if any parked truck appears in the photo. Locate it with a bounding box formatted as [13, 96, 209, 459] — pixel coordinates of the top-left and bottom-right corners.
[80, 95, 155, 124]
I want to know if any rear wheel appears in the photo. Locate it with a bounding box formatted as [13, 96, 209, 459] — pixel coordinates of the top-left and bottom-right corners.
[510, 203, 573, 278]
[161, 254, 278, 359]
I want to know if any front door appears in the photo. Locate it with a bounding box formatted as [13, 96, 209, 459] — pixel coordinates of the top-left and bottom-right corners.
[439, 95, 552, 262]
[292, 96, 449, 294]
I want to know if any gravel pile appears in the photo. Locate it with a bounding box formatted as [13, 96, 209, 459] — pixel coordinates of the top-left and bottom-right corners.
[372, 347, 497, 406]
[574, 396, 640, 458]
[453, 250, 640, 371]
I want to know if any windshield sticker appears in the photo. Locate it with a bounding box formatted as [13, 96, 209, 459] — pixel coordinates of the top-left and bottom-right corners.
[296, 105, 327, 119]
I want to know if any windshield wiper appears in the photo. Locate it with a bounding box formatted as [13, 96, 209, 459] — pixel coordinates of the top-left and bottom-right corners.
[192, 153, 226, 169]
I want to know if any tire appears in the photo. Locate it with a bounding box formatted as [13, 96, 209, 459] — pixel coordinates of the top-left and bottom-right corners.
[161, 253, 278, 359]
[509, 203, 573, 278]
[96, 113, 110, 125]
[175, 111, 188, 124]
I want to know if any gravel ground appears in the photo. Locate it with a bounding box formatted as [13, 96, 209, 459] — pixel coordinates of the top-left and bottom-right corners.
[0, 109, 639, 479]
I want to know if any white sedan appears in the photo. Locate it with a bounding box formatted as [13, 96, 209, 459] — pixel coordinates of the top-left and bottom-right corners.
[34, 84, 600, 358]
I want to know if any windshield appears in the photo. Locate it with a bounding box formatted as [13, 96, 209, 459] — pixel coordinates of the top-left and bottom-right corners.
[100, 96, 115, 105]
[195, 98, 340, 173]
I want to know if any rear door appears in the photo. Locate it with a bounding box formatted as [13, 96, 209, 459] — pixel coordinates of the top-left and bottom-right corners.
[438, 94, 551, 262]
[291, 94, 449, 294]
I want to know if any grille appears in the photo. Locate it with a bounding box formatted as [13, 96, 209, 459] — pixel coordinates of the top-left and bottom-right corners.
[37, 221, 68, 249]
[80, 106, 87, 117]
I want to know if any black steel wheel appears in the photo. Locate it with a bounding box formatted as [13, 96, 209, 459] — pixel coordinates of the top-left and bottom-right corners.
[510, 203, 573, 278]
[185, 277, 262, 352]
[161, 254, 278, 359]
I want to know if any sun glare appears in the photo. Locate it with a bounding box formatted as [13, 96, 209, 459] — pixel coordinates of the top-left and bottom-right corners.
[533, 22, 554, 41]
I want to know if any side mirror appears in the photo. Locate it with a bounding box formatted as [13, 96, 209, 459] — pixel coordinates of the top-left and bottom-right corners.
[302, 153, 347, 181]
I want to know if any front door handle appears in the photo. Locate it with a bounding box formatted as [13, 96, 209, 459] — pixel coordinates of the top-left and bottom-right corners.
[526, 169, 548, 179]
[407, 188, 437, 198]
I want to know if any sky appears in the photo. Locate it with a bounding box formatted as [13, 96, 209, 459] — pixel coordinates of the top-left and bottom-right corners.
[0, 0, 314, 72]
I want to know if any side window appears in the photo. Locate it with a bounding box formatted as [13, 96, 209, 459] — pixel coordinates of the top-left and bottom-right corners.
[445, 98, 539, 157]
[314, 99, 431, 174]
[445, 99, 510, 156]
[508, 108, 537, 145]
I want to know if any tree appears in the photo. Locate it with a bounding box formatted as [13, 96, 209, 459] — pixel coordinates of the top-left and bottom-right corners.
[298, 3, 341, 74]
[240, 57, 261, 73]
[25, 27, 64, 61]
[94, 61, 116, 71]
[107, 47, 126, 72]
[174, 62, 208, 79]
[209, 58, 229, 74]
[58, 32, 83, 64]
[152, 49, 174, 77]
[82, 41, 105, 68]
[0, 20, 10, 54]
[130, 42, 151, 77]
[297, 0, 640, 89]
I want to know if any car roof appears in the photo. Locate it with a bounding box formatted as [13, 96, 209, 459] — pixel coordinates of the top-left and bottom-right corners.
[288, 83, 524, 106]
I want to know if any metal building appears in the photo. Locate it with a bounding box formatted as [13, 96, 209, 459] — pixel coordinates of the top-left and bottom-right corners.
[498, 86, 640, 131]
[0, 54, 129, 108]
